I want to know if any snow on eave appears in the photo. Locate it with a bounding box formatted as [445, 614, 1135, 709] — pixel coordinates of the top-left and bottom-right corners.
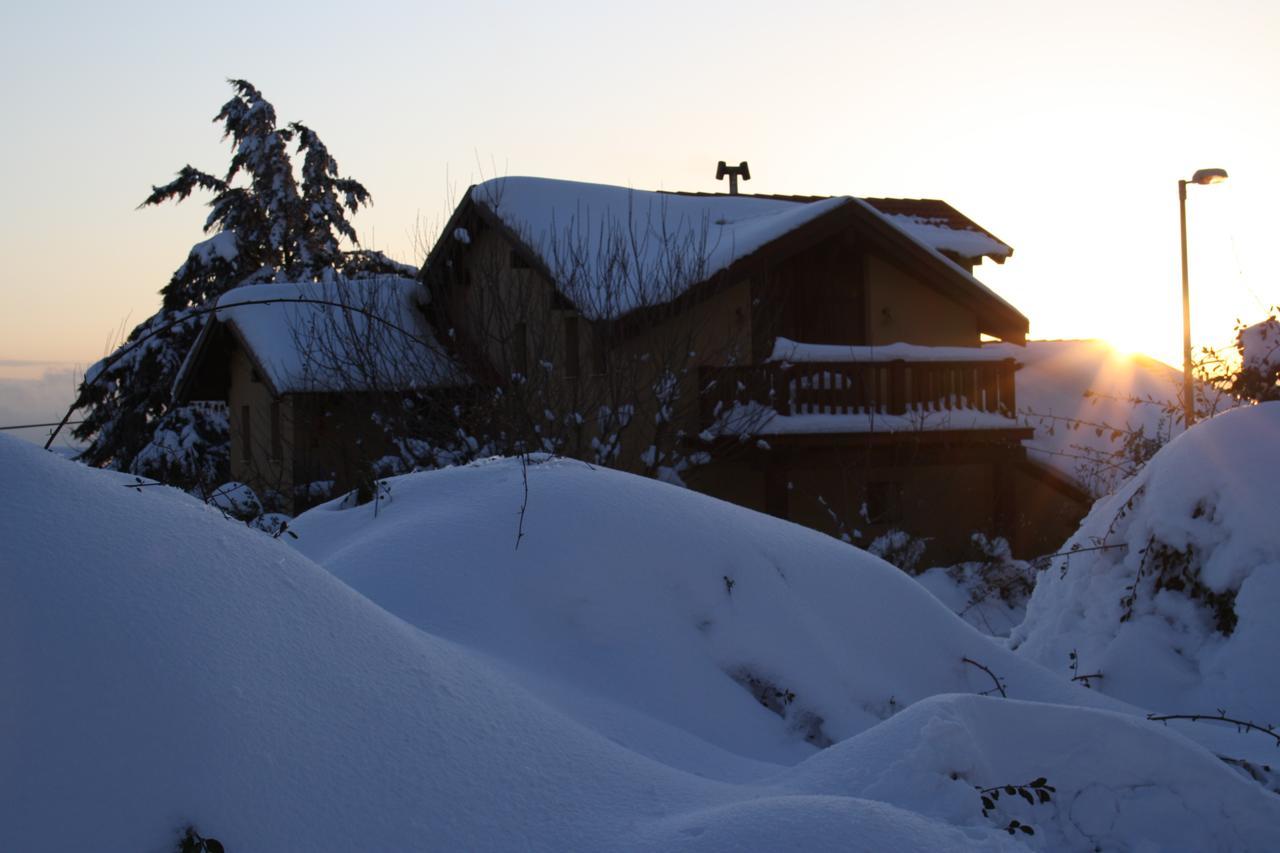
[769, 337, 1019, 364]
[851, 198, 1027, 338]
[879, 213, 1013, 262]
[206, 278, 466, 396]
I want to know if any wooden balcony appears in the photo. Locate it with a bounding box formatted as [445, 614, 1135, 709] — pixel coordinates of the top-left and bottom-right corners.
[699, 357, 1019, 430]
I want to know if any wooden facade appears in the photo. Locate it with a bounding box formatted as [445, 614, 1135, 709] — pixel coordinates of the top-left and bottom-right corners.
[421, 180, 1092, 563]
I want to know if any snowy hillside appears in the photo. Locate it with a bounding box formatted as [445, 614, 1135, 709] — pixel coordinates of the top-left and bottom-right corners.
[5, 434, 1280, 851]
[1013, 403, 1280, 727]
[986, 340, 1187, 492]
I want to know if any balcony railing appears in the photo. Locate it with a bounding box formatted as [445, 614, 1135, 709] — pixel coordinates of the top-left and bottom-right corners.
[700, 357, 1018, 428]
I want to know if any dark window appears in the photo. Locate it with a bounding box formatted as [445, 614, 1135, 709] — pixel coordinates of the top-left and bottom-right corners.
[511, 322, 528, 376]
[270, 401, 282, 461]
[250, 369, 262, 383]
[564, 315, 580, 379]
[241, 405, 252, 462]
[865, 481, 903, 525]
[509, 250, 530, 270]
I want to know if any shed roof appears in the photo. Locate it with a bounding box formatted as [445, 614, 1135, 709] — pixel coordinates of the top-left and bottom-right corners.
[174, 277, 464, 400]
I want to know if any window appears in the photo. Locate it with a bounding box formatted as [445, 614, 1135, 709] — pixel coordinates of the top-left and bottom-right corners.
[240, 405, 252, 462]
[564, 314, 580, 379]
[509, 249, 530, 270]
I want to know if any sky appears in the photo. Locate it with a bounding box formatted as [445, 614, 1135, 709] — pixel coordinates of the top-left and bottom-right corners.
[1, 0, 1277, 440]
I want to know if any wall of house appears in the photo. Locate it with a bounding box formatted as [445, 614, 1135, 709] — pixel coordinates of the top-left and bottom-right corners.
[865, 253, 981, 347]
[1011, 462, 1094, 558]
[228, 346, 294, 506]
[687, 445, 1024, 566]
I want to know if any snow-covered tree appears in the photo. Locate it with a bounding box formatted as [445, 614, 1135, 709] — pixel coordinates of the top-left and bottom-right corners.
[72, 79, 410, 491]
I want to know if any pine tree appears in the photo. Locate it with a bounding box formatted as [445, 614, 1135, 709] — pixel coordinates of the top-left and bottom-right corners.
[72, 79, 411, 492]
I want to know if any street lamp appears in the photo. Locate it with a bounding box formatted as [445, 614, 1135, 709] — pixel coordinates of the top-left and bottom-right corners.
[1178, 167, 1228, 427]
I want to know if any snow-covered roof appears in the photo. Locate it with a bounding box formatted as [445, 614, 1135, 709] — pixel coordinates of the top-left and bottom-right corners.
[181, 277, 464, 396]
[470, 177, 845, 320]
[467, 177, 1023, 325]
[879, 213, 1010, 261]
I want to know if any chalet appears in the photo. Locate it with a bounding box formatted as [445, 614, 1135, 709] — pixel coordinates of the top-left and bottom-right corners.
[422, 175, 1091, 562]
[173, 276, 463, 510]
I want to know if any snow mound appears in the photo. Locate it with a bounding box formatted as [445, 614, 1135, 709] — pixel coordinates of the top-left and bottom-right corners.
[1012, 403, 1280, 725]
[290, 456, 1125, 773]
[0, 436, 708, 851]
[7, 433, 1280, 852]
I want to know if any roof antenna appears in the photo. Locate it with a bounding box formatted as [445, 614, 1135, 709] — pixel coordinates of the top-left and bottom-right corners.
[716, 161, 751, 196]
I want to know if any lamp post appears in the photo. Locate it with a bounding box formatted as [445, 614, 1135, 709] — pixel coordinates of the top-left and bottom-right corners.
[1178, 167, 1228, 428]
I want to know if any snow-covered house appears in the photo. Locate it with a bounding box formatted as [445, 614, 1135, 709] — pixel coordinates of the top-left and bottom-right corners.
[422, 177, 1091, 561]
[173, 276, 463, 509]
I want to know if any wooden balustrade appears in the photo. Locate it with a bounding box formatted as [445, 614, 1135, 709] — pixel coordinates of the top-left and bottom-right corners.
[699, 358, 1018, 428]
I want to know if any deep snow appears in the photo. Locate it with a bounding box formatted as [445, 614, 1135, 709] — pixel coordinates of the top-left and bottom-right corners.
[1013, 403, 1280, 732]
[5, 425, 1280, 851]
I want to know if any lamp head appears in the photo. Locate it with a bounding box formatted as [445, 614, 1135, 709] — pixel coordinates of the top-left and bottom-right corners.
[1190, 168, 1229, 185]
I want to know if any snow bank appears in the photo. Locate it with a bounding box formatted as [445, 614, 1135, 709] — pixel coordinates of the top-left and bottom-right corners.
[0, 436, 711, 851]
[7, 432, 1280, 851]
[1012, 403, 1280, 727]
[291, 456, 1130, 773]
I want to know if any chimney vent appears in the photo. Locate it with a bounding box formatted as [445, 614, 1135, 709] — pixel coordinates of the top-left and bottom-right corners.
[715, 161, 751, 195]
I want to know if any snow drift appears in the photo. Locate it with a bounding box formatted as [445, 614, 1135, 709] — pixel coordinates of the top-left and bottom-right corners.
[6, 433, 1280, 851]
[1013, 403, 1280, 727]
[289, 456, 1124, 771]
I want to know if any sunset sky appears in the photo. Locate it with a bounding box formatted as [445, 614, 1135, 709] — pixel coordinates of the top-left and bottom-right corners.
[2, 0, 1277, 427]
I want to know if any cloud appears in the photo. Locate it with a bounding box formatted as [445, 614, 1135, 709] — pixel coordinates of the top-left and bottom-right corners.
[0, 365, 86, 449]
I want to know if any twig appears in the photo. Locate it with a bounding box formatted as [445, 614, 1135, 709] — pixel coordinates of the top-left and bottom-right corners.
[1147, 711, 1280, 746]
[514, 452, 529, 550]
[962, 656, 1008, 698]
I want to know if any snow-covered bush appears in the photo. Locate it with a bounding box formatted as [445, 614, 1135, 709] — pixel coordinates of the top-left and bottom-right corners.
[868, 528, 928, 574]
[916, 534, 1034, 637]
[207, 482, 263, 521]
[1012, 403, 1280, 721]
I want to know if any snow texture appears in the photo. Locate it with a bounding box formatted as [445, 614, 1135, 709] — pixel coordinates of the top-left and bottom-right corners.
[1012, 403, 1280, 732]
[207, 276, 463, 394]
[5, 432, 1280, 851]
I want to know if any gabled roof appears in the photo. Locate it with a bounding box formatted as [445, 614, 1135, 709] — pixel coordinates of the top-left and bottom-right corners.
[426, 176, 1028, 342]
[671, 192, 1013, 265]
[173, 277, 465, 400]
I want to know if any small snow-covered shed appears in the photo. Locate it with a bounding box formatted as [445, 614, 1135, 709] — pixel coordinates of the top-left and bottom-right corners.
[174, 276, 464, 509]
